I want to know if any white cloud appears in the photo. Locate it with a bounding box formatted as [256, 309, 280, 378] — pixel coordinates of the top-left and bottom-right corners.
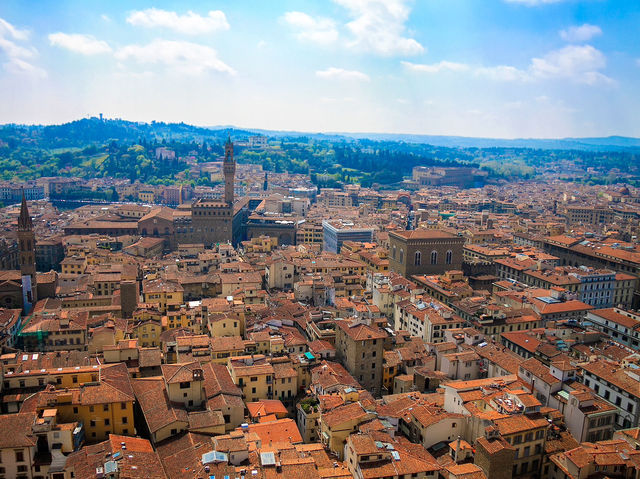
[335, 0, 424, 56]
[0, 36, 35, 59]
[529, 44, 612, 84]
[49, 33, 112, 55]
[114, 39, 235, 75]
[126, 8, 229, 35]
[101, 14, 111, 22]
[560, 24, 602, 42]
[413, 45, 613, 85]
[0, 17, 29, 41]
[0, 16, 45, 78]
[476, 46, 613, 85]
[282, 12, 338, 45]
[402, 60, 469, 73]
[4, 57, 46, 78]
[285, 1, 422, 56]
[504, 0, 566, 5]
[476, 65, 530, 82]
[316, 67, 370, 81]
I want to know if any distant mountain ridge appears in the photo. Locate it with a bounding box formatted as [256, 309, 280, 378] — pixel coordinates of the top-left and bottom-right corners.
[2, 117, 639, 152]
[237, 128, 640, 151]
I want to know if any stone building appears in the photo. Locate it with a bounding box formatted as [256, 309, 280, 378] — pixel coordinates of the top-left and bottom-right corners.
[474, 426, 515, 479]
[335, 320, 386, 397]
[388, 229, 465, 277]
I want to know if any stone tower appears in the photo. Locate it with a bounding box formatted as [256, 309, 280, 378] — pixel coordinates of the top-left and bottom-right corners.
[18, 191, 37, 311]
[223, 135, 235, 205]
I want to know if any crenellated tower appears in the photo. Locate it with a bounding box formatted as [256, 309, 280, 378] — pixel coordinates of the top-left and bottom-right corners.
[18, 191, 37, 311]
[223, 135, 236, 205]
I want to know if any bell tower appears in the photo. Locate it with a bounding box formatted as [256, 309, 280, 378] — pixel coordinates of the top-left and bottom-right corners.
[223, 135, 236, 205]
[18, 191, 37, 312]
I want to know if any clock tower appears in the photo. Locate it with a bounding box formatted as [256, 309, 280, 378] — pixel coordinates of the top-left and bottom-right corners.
[223, 135, 236, 205]
[18, 191, 37, 312]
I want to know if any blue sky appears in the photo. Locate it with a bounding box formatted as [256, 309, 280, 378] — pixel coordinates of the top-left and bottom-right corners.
[0, 0, 639, 138]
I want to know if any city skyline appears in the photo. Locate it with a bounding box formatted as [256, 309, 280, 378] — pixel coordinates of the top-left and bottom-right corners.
[1, 0, 639, 138]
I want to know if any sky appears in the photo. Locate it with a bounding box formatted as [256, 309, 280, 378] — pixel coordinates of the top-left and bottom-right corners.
[0, 0, 639, 139]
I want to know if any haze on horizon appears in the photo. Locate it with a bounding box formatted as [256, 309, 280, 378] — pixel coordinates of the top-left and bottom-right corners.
[1, 0, 639, 139]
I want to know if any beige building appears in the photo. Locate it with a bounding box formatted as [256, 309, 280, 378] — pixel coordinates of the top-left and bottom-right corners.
[227, 356, 274, 402]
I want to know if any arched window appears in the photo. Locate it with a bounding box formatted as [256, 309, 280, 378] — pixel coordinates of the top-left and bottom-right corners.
[414, 251, 421, 266]
[399, 248, 404, 264]
[392, 245, 397, 260]
[446, 250, 453, 265]
[431, 250, 438, 265]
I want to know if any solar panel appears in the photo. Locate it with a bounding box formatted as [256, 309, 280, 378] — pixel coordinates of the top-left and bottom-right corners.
[203, 451, 228, 464]
[260, 452, 276, 466]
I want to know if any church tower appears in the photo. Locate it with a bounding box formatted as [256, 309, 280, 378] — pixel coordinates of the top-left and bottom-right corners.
[18, 191, 37, 312]
[223, 135, 236, 205]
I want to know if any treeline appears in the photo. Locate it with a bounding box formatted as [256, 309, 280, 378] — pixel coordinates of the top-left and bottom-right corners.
[1, 117, 638, 187]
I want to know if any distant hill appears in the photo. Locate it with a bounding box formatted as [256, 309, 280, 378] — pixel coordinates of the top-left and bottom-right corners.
[0, 118, 255, 148]
[240, 130, 640, 152]
[2, 117, 639, 152]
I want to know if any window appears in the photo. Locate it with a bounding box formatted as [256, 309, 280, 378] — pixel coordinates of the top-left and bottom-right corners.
[73, 407, 78, 414]
[15, 450, 24, 462]
[122, 417, 128, 424]
[414, 251, 421, 266]
[104, 419, 110, 426]
[252, 387, 256, 394]
[121, 402, 127, 410]
[446, 250, 452, 265]
[90, 420, 96, 427]
[430, 251, 437, 265]
[103, 404, 109, 412]
[179, 381, 190, 389]
[399, 249, 404, 263]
